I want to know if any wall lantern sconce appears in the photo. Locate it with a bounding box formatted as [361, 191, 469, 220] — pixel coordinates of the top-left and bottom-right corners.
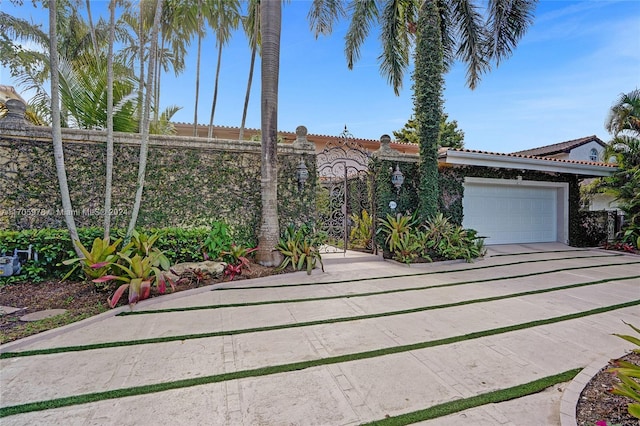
[391, 164, 404, 192]
[296, 158, 309, 191]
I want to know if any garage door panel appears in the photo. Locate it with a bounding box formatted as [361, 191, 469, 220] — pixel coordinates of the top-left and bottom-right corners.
[463, 183, 557, 245]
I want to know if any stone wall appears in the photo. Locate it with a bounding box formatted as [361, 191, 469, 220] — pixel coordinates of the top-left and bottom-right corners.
[0, 121, 317, 240]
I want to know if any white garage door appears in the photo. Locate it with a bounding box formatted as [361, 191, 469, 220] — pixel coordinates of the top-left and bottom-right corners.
[462, 182, 558, 245]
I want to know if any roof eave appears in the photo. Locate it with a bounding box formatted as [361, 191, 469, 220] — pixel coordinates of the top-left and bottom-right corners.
[440, 150, 616, 177]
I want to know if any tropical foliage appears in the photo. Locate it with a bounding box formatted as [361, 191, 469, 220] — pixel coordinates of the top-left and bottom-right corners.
[309, 0, 536, 221]
[378, 213, 485, 264]
[608, 321, 640, 419]
[276, 224, 326, 275]
[589, 89, 640, 249]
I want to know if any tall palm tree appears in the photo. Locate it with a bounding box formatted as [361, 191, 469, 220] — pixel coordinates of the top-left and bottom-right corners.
[104, 0, 117, 238]
[206, 0, 241, 139]
[255, 0, 283, 266]
[239, 0, 260, 141]
[310, 0, 536, 220]
[190, 0, 218, 136]
[49, 0, 82, 257]
[152, 0, 193, 126]
[85, 0, 99, 59]
[606, 89, 640, 137]
[126, 0, 163, 240]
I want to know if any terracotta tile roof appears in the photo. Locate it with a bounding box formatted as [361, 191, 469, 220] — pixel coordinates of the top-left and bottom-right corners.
[440, 147, 618, 168]
[511, 135, 606, 157]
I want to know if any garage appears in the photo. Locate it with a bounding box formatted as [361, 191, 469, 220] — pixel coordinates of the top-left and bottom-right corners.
[462, 178, 567, 245]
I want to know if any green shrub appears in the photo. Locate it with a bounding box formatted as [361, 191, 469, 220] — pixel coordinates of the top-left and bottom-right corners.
[0, 226, 213, 283]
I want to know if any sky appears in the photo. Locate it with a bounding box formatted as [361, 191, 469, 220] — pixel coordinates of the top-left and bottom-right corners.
[1, 0, 639, 153]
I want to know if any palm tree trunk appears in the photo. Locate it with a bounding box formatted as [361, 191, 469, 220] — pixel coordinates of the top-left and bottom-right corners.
[49, 0, 82, 257]
[414, 0, 443, 222]
[153, 36, 164, 126]
[256, 0, 283, 267]
[193, 0, 202, 137]
[126, 0, 163, 240]
[104, 0, 116, 238]
[207, 42, 223, 139]
[85, 0, 99, 59]
[239, 41, 256, 141]
[136, 3, 145, 129]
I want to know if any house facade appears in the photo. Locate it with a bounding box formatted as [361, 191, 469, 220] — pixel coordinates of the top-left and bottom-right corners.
[437, 148, 616, 245]
[512, 136, 619, 212]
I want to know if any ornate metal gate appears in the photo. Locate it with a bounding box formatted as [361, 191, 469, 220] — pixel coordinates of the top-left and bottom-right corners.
[316, 127, 373, 253]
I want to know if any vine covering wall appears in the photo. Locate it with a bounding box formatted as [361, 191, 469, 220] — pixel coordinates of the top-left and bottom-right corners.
[369, 158, 585, 246]
[0, 128, 316, 241]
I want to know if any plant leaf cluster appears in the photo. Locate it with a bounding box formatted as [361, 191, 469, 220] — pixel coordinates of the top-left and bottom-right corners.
[276, 224, 326, 275]
[378, 212, 485, 264]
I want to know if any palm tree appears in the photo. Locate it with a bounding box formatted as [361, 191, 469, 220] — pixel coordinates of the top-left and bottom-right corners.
[310, 0, 536, 220]
[239, 0, 260, 141]
[104, 0, 116, 238]
[206, 0, 241, 139]
[255, 0, 283, 266]
[606, 89, 640, 136]
[126, 0, 163, 240]
[49, 0, 82, 258]
[190, 0, 219, 136]
[153, 0, 194, 126]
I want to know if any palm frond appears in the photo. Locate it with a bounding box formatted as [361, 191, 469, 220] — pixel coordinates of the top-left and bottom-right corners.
[308, 0, 345, 38]
[485, 0, 537, 65]
[379, 0, 416, 95]
[345, 0, 378, 69]
[451, 0, 490, 89]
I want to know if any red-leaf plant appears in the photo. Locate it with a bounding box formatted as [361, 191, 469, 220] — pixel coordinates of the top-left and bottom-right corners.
[94, 251, 174, 308]
[221, 244, 257, 281]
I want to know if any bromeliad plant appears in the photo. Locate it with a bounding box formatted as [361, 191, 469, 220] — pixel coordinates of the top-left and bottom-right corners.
[608, 321, 640, 419]
[349, 209, 374, 249]
[62, 237, 122, 290]
[276, 224, 325, 275]
[221, 244, 257, 281]
[95, 250, 174, 308]
[378, 213, 485, 263]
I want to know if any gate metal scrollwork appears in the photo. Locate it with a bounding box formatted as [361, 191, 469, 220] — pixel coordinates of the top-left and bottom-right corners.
[316, 127, 373, 253]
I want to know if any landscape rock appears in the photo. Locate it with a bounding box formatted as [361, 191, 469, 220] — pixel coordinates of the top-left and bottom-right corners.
[168, 261, 226, 282]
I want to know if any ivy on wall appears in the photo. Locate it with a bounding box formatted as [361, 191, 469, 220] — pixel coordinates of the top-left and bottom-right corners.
[368, 158, 586, 247]
[0, 137, 316, 241]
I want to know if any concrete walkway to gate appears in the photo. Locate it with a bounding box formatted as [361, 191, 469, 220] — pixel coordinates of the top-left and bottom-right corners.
[1, 243, 639, 425]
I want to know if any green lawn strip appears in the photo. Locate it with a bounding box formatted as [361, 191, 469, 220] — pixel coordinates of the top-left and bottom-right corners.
[215, 253, 623, 291]
[119, 261, 640, 316]
[489, 249, 590, 257]
[2, 275, 638, 359]
[1, 301, 636, 418]
[360, 368, 581, 426]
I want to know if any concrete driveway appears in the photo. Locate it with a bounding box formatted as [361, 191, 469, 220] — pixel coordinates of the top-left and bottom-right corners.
[1, 243, 639, 425]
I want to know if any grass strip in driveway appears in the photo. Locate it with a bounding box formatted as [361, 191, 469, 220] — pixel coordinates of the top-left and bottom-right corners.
[216, 254, 623, 290]
[119, 262, 640, 316]
[1, 301, 636, 418]
[360, 368, 581, 425]
[488, 249, 590, 257]
[2, 275, 638, 359]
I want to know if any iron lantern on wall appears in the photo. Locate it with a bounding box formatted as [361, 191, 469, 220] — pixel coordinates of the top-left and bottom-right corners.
[391, 164, 404, 192]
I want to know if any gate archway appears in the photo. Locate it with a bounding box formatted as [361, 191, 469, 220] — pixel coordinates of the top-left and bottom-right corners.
[316, 127, 373, 253]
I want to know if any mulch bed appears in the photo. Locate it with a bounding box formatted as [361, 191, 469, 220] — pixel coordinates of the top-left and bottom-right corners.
[575, 351, 640, 426]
